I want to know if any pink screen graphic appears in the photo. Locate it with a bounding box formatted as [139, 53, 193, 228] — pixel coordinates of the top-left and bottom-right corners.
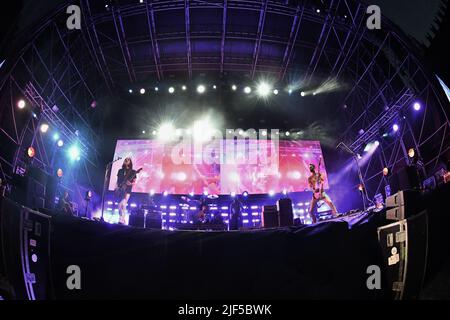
[108, 139, 328, 194]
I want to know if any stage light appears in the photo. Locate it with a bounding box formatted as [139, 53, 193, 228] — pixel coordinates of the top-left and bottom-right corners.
[189, 191, 194, 197]
[257, 82, 271, 97]
[413, 102, 421, 111]
[150, 189, 155, 196]
[316, 9, 321, 13]
[142, 130, 146, 134]
[300, 91, 305, 97]
[57, 168, 63, 178]
[285, 131, 290, 137]
[213, 85, 217, 89]
[17, 100, 26, 109]
[203, 190, 209, 196]
[357, 153, 362, 159]
[32, 112, 37, 118]
[68, 145, 81, 161]
[269, 190, 275, 196]
[231, 85, 237, 91]
[40, 123, 49, 133]
[27, 147, 35, 158]
[192, 117, 216, 142]
[230, 192, 236, 197]
[168, 87, 175, 94]
[358, 184, 364, 192]
[197, 85, 206, 94]
[128, 89, 133, 94]
[392, 124, 399, 132]
[163, 191, 168, 196]
[288, 89, 293, 95]
[182, 85, 187, 91]
[238, 129, 244, 136]
[85, 190, 92, 200]
[244, 86, 251, 94]
[152, 130, 157, 135]
[408, 148, 416, 159]
[273, 89, 279, 95]
[383, 167, 389, 176]
[57, 139, 64, 147]
[374, 140, 380, 147]
[140, 88, 145, 94]
[154, 87, 159, 92]
[242, 191, 249, 197]
[261, 130, 267, 136]
[282, 189, 288, 195]
[158, 122, 175, 141]
[53, 133, 60, 141]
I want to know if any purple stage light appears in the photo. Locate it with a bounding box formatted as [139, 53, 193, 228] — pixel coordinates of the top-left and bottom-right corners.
[413, 102, 421, 111]
[392, 124, 399, 132]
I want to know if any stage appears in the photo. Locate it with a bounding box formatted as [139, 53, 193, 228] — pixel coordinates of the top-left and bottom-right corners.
[47, 207, 386, 300]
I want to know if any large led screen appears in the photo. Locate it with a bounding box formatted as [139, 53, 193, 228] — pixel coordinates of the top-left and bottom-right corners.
[108, 139, 328, 195]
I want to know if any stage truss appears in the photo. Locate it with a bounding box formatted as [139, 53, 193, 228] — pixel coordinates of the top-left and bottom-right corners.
[0, 0, 449, 200]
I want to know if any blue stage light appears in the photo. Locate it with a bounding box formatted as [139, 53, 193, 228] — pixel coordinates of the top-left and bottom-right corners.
[68, 145, 80, 161]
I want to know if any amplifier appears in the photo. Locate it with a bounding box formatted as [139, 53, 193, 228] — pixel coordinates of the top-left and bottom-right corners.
[277, 198, 293, 227]
[262, 205, 278, 228]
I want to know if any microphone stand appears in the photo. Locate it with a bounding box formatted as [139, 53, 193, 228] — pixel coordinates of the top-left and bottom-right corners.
[100, 157, 122, 221]
[337, 142, 373, 211]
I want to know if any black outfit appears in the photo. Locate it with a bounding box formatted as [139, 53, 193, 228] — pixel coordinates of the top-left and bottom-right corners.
[117, 168, 135, 194]
[229, 199, 243, 230]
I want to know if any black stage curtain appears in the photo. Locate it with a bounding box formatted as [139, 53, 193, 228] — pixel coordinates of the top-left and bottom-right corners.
[49, 212, 386, 300]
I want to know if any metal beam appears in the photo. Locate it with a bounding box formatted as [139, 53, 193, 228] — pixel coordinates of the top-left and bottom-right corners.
[145, 0, 163, 80]
[112, 6, 136, 83]
[220, 0, 228, 75]
[250, 0, 269, 79]
[185, 0, 192, 78]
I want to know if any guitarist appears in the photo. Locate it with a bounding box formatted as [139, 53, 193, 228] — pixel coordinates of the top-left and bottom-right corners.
[307, 162, 338, 224]
[116, 158, 137, 224]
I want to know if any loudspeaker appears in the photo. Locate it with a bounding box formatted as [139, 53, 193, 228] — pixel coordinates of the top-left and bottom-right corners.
[385, 190, 425, 221]
[262, 205, 278, 228]
[277, 198, 293, 227]
[129, 212, 145, 228]
[377, 210, 428, 299]
[0, 197, 52, 300]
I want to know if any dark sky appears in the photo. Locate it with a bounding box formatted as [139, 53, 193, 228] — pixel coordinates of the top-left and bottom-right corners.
[363, 0, 445, 45]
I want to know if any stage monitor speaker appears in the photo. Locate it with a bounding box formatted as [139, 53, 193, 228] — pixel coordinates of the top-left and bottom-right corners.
[377, 210, 428, 299]
[277, 198, 293, 227]
[385, 190, 425, 221]
[262, 205, 278, 228]
[0, 197, 52, 300]
[129, 210, 145, 228]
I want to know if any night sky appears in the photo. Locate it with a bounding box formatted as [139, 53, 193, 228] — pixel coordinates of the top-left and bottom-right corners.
[363, 0, 445, 45]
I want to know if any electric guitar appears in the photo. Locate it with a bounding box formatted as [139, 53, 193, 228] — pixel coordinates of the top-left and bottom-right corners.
[313, 157, 324, 200]
[115, 168, 142, 200]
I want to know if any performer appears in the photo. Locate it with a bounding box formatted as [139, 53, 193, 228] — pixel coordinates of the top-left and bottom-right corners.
[58, 191, 74, 216]
[307, 163, 338, 224]
[115, 157, 137, 224]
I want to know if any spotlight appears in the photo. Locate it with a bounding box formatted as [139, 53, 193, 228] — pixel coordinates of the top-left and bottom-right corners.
[57, 139, 64, 147]
[383, 167, 389, 176]
[85, 190, 92, 200]
[273, 89, 279, 95]
[158, 122, 175, 141]
[374, 140, 380, 147]
[197, 85, 206, 94]
[142, 130, 146, 134]
[413, 102, 421, 111]
[288, 89, 293, 95]
[242, 191, 249, 197]
[182, 85, 187, 91]
[358, 184, 364, 192]
[244, 86, 251, 94]
[268, 190, 275, 196]
[163, 191, 168, 196]
[392, 124, 399, 132]
[154, 87, 159, 92]
[238, 129, 244, 136]
[285, 131, 290, 137]
[152, 130, 157, 135]
[231, 85, 237, 91]
[150, 189, 155, 196]
[17, 100, 26, 109]
[168, 87, 175, 94]
[300, 91, 305, 97]
[230, 192, 236, 197]
[57, 168, 64, 178]
[257, 82, 271, 97]
[282, 189, 288, 195]
[40, 124, 49, 133]
[189, 191, 194, 197]
[316, 9, 321, 13]
[68, 145, 81, 161]
[213, 85, 217, 89]
[129, 89, 133, 94]
[32, 113, 37, 118]
[261, 130, 267, 136]
[27, 147, 36, 158]
[408, 148, 416, 159]
[140, 88, 146, 94]
[53, 133, 60, 141]
[203, 190, 209, 196]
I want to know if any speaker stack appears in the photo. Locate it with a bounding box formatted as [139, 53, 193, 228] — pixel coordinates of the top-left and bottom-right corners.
[377, 190, 428, 299]
[0, 197, 53, 300]
[277, 198, 294, 227]
[262, 205, 278, 228]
